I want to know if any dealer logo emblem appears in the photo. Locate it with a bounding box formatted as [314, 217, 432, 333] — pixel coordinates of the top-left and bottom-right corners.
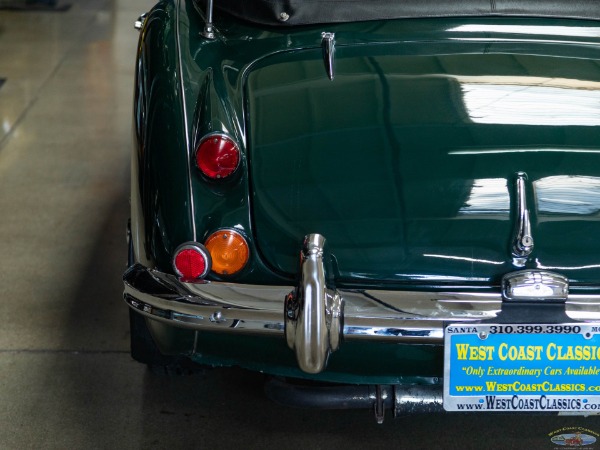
[549, 427, 598, 447]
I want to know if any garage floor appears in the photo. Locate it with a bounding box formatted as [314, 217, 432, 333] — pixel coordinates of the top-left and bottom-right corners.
[0, 1, 598, 449]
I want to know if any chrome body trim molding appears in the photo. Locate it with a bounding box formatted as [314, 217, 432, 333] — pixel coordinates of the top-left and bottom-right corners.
[123, 264, 600, 345]
[176, 0, 197, 240]
[511, 172, 534, 266]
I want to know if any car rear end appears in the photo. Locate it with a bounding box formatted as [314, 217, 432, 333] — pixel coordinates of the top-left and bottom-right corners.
[125, 0, 600, 419]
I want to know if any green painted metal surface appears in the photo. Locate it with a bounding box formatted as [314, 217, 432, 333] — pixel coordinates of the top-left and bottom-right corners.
[181, 3, 600, 286]
[247, 45, 600, 285]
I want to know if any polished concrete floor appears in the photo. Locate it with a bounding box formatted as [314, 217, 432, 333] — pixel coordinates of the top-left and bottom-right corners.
[0, 1, 599, 449]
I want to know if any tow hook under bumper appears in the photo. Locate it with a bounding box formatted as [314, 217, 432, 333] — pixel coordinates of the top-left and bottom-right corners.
[285, 234, 343, 374]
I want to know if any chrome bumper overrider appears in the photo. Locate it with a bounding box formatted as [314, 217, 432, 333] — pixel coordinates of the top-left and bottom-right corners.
[124, 234, 600, 374]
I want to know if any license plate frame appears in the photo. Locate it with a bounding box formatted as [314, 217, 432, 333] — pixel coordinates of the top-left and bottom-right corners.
[444, 323, 600, 412]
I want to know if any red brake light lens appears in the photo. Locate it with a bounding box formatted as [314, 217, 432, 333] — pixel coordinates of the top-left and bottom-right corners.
[195, 134, 240, 179]
[173, 244, 211, 279]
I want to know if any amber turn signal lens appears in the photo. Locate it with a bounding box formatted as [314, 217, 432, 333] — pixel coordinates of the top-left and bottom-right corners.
[173, 244, 211, 279]
[195, 134, 240, 179]
[205, 230, 249, 275]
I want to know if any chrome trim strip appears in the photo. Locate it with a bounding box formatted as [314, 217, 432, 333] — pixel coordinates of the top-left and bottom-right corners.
[123, 264, 600, 344]
[511, 172, 534, 266]
[175, 0, 197, 240]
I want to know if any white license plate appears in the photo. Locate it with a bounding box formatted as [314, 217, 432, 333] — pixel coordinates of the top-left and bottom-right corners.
[444, 323, 600, 412]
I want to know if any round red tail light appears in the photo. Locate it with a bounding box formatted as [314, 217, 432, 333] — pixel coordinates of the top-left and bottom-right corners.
[173, 243, 211, 280]
[195, 134, 240, 179]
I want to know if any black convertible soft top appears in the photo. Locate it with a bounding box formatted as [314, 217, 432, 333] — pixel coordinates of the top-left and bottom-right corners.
[211, 0, 600, 26]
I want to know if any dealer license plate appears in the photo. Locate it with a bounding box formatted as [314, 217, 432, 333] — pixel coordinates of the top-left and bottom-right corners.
[444, 323, 600, 412]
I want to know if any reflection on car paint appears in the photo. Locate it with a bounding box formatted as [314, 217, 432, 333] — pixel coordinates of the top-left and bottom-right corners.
[458, 175, 600, 216]
[535, 175, 600, 215]
[461, 82, 600, 126]
[459, 178, 509, 215]
[536, 258, 600, 271]
[423, 253, 504, 266]
[448, 24, 600, 38]
[450, 147, 600, 155]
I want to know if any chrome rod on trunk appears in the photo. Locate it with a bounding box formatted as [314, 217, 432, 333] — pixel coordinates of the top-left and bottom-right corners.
[202, 0, 215, 39]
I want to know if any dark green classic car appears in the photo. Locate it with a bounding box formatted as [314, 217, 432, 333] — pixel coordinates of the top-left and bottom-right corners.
[124, 0, 600, 421]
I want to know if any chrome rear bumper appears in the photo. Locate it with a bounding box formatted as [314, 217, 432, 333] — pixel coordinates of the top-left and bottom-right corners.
[124, 234, 600, 374]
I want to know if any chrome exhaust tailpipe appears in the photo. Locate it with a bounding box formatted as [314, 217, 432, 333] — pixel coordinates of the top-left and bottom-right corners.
[285, 234, 343, 374]
[265, 378, 443, 423]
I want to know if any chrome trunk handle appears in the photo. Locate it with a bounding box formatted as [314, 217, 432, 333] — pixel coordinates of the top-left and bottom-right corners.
[511, 172, 534, 266]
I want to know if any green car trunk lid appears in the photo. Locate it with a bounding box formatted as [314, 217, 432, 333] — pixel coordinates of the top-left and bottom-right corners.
[244, 40, 600, 286]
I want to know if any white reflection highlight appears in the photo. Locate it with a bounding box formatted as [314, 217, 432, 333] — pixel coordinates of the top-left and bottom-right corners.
[448, 24, 600, 38]
[459, 178, 509, 215]
[450, 148, 600, 155]
[462, 83, 600, 126]
[536, 259, 600, 270]
[535, 175, 600, 215]
[424, 254, 504, 265]
[409, 275, 490, 282]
